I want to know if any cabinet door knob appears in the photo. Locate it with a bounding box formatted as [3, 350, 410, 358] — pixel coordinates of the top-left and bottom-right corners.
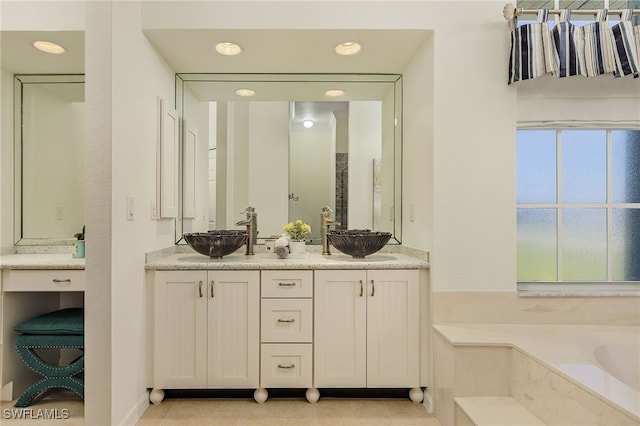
[370, 280, 375, 297]
[198, 281, 203, 298]
[210, 281, 215, 298]
[277, 364, 295, 369]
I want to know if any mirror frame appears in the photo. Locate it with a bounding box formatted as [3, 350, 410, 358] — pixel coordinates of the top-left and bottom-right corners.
[174, 73, 402, 245]
[13, 74, 86, 246]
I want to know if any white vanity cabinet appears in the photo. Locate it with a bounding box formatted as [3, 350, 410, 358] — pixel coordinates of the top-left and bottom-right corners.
[314, 269, 423, 402]
[150, 270, 259, 403]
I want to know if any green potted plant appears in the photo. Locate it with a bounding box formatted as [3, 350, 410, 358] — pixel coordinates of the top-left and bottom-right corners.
[283, 220, 311, 254]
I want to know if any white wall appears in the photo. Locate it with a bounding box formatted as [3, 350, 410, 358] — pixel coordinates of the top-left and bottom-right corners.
[402, 34, 434, 252]
[93, 2, 176, 424]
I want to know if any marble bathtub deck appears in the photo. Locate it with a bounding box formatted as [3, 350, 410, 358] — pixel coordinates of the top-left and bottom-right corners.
[434, 323, 640, 422]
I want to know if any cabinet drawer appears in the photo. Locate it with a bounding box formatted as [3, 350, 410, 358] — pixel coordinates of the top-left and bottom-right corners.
[3, 270, 85, 292]
[261, 270, 312, 298]
[261, 299, 312, 343]
[260, 344, 312, 388]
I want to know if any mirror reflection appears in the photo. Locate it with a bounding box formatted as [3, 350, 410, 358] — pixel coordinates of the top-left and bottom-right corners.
[14, 75, 85, 244]
[176, 74, 402, 244]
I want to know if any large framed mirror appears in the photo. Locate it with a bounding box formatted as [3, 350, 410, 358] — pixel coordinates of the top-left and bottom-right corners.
[14, 74, 85, 245]
[175, 74, 402, 245]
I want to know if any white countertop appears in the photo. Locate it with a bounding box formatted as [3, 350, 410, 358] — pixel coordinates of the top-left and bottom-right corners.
[146, 251, 429, 270]
[0, 254, 85, 270]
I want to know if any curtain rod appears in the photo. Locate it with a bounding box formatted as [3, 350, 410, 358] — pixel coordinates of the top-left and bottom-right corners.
[503, 3, 640, 20]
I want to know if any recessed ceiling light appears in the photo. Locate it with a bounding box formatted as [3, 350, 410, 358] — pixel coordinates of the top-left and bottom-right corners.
[335, 41, 361, 56]
[303, 120, 314, 128]
[33, 40, 66, 55]
[235, 88, 256, 97]
[325, 89, 345, 97]
[216, 42, 243, 56]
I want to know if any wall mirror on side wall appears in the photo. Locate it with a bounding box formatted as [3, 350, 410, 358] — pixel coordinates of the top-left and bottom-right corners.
[14, 74, 85, 245]
[175, 73, 402, 245]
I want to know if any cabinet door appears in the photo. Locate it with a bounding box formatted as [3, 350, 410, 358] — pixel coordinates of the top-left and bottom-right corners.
[314, 270, 367, 388]
[207, 270, 260, 388]
[154, 271, 207, 388]
[366, 269, 420, 388]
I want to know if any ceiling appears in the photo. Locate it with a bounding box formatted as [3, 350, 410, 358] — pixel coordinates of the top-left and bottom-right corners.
[143, 29, 431, 74]
[0, 31, 84, 74]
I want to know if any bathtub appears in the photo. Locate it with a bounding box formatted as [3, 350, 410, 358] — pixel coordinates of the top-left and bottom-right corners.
[594, 343, 640, 392]
[433, 323, 640, 423]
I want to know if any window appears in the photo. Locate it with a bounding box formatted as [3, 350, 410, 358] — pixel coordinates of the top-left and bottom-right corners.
[516, 129, 640, 293]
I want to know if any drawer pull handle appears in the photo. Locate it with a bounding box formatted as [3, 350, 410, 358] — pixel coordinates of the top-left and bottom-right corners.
[277, 319, 295, 323]
[52, 279, 72, 284]
[278, 282, 296, 287]
[277, 364, 295, 369]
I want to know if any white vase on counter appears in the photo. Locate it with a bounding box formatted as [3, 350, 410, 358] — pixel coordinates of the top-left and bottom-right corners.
[288, 241, 306, 254]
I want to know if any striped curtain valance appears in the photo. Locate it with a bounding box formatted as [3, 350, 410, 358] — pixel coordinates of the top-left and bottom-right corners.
[507, 8, 639, 85]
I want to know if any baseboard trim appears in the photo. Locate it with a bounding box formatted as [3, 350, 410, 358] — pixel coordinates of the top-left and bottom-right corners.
[423, 389, 433, 413]
[118, 390, 150, 426]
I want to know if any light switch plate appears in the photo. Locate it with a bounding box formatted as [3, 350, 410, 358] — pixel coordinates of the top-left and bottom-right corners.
[127, 197, 135, 221]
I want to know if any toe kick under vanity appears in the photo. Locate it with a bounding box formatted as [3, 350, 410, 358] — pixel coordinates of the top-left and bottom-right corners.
[145, 252, 429, 404]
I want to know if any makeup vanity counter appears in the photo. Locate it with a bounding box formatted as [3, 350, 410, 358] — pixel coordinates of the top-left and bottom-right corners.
[1, 253, 85, 401]
[1, 254, 85, 270]
[145, 249, 430, 405]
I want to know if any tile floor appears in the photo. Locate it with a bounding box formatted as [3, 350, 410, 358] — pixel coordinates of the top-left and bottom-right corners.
[137, 396, 441, 426]
[1, 391, 442, 425]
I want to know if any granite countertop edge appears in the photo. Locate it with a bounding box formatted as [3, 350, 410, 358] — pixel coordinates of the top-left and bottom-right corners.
[145, 252, 429, 271]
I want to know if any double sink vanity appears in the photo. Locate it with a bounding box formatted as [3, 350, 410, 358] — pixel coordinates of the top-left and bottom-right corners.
[145, 248, 429, 405]
[1, 244, 429, 406]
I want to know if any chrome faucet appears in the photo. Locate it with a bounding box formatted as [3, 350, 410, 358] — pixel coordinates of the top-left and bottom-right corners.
[235, 206, 258, 255]
[320, 206, 340, 255]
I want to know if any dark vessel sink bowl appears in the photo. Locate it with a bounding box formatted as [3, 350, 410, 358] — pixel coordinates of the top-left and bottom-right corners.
[184, 231, 247, 259]
[327, 230, 392, 258]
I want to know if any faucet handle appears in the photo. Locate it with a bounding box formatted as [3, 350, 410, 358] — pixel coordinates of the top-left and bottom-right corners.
[240, 206, 256, 215]
[322, 206, 334, 214]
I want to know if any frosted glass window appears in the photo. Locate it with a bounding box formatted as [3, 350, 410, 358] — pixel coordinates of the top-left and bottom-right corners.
[562, 130, 606, 203]
[612, 130, 640, 203]
[561, 209, 607, 281]
[517, 129, 640, 286]
[517, 209, 557, 281]
[517, 130, 556, 203]
[612, 209, 640, 281]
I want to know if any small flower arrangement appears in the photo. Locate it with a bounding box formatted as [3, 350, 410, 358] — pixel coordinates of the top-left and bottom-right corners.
[283, 219, 311, 242]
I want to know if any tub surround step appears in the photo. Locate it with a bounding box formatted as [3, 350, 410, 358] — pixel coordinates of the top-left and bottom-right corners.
[454, 396, 546, 426]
